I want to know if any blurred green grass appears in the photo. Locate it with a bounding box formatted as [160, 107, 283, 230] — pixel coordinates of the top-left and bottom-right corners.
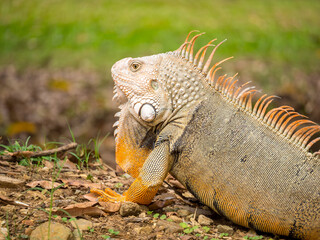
[0, 0, 319, 88]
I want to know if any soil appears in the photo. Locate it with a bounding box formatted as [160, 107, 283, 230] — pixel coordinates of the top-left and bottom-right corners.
[0, 148, 286, 240]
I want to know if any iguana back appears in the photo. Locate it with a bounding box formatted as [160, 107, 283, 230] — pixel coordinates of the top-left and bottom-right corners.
[170, 93, 319, 239]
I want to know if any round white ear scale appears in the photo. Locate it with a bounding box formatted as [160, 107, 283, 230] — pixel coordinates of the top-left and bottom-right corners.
[134, 102, 142, 115]
[140, 103, 156, 122]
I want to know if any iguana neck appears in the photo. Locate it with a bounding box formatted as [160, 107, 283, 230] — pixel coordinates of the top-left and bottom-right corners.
[159, 53, 207, 112]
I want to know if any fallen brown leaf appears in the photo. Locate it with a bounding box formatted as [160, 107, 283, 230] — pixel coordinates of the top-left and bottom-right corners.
[53, 202, 107, 217]
[168, 178, 186, 189]
[0, 175, 25, 188]
[0, 193, 29, 207]
[22, 220, 35, 226]
[44, 160, 54, 169]
[0, 193, 14, 203]
[148, 198, 175, 211]
[60, 178, 101, 189]
[83, 192, 99, 202]
[65, 201, 97, 209]
[26, 180, 60, 190]
[148, 192, 176, 210]
[63, 159, 77, 170]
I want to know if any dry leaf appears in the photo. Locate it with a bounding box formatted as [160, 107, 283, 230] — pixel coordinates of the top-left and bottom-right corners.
[63, 159, 77, 170]
[0, 193, 29, 207]
[22, 220, 34, 226]
[83, 192, 99, 202]
[168, 179, 186, 189]
[148, 198, 174, 210]
[0, 193, 14, 203]
[26, 180, 60, 190]
[65, 201, 97, 209]
[60, 178, 101, 189]
[0, 161, 10, 167]
[44, 161, 54, 169]
[0, 175, 25, 188]
[53, 202, 107, 217]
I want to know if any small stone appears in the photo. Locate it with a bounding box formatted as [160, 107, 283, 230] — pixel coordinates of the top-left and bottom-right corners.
[120, 202, 146, 217]
[197, 215, 213, 226]
[70, 218, 93, 231]
[156, 220, 183, 234]
[167, 215, 182, 223]
[30, 221, 72, 240]
[246, 229, 258, 236]
[139, 212, 147, 218]
[133, 226, 153, 234]
[177, 209, 191, 217]
[217, 224, 234, 235]
[162, 206, 175, 212]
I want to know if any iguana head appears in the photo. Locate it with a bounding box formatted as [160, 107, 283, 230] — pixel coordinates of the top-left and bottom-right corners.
[111, 54, 172, 126]
[111, 32, 233, 128]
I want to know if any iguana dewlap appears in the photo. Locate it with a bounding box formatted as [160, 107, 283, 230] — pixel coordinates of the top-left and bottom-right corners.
[92, 32, 320, 239]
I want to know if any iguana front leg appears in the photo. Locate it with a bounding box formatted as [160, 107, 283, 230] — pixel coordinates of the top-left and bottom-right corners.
[91, 141, 173, 204]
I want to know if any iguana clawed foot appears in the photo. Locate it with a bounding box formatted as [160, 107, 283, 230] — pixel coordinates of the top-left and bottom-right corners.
[91, 188, 126, 203]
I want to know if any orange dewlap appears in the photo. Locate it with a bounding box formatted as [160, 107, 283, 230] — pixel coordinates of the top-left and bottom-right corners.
[115, 133, 152, 179]
[114, 102, 154, 179]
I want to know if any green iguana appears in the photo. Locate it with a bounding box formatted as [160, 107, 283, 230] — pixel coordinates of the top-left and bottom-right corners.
[91, 32, 320, 239]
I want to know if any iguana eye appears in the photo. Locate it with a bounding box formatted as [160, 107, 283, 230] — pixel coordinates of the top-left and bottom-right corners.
[129, 61, 141, 72]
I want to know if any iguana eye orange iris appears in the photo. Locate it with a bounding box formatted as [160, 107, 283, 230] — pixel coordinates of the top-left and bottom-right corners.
[129, 61, 141, 71]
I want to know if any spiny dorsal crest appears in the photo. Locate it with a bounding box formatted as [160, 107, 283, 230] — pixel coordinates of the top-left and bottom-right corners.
[172, 31, 320, 157]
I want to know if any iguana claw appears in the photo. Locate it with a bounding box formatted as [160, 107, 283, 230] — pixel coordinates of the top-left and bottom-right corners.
[90, 188, 126, 203]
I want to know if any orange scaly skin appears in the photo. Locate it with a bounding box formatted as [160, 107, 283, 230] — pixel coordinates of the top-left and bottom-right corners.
[91, 102, 158, 204]
[91, 32, 320, 239]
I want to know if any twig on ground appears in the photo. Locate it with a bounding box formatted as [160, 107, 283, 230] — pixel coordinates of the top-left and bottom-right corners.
[0, 142, 78, 161]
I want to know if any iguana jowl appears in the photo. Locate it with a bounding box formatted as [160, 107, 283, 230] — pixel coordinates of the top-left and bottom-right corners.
[92, 32, 320, 239]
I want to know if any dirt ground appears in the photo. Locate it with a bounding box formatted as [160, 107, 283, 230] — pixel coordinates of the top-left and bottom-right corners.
[0, 146, 287, 240]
